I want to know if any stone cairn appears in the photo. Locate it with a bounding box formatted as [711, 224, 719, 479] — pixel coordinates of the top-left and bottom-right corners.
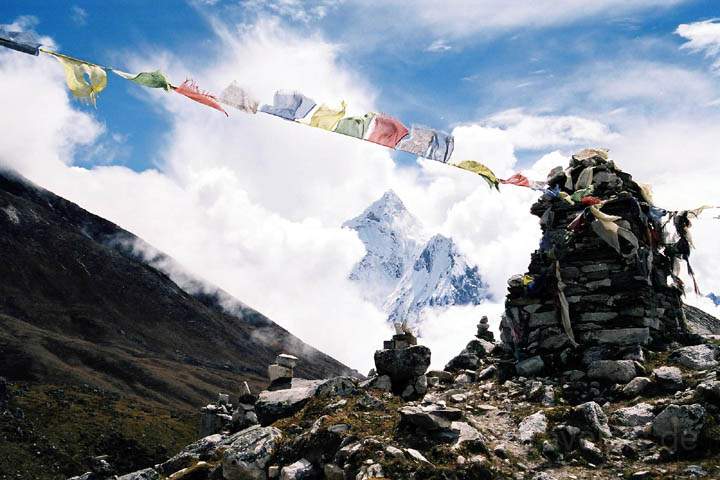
[199, 381, 259, 437]
[267, 353, 299, 390]
[372, 324, 431, 400]
[499, 148, 691, 378]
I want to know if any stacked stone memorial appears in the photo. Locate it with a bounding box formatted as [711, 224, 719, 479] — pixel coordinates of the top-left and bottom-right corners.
[499, 148, 691, 377]
[372, 328, 431, 400]
[268, 354, 299, 390]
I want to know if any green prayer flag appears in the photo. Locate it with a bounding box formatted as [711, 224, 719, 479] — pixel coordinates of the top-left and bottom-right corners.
[334, 113, 375, 139]
[113, 69, 171, 91]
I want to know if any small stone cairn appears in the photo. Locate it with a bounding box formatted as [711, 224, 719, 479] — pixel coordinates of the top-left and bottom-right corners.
[371, 323, 431, 400]
[199, 381, 259, 437]
[268, 353, 299, 390]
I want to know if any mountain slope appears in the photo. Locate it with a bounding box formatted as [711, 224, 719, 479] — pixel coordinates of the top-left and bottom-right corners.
[0, 168, 354, 410]
[344, 191, 489, 325]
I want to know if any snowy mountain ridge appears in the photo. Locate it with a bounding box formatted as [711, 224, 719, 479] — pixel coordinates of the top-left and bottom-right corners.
[343, 190, 489, 325]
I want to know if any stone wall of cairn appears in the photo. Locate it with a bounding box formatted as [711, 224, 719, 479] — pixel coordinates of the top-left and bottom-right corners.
[499, 148, 690, 376]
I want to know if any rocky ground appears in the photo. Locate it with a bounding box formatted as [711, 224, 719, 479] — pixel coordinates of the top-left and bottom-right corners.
[71, 329, 720, 480]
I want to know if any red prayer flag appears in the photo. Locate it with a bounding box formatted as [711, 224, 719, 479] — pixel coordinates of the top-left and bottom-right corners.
[581, 196, 603, 206]
[367, 114, 409, 148]
[174, 79, 228, 116]
[499, 173, 531, 187]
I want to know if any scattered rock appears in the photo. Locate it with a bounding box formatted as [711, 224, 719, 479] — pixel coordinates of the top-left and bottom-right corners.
[516, 356, 544, 377]
[670, 344, 719, 370]
[280, 458, 314, 480]
[612, 403, 655, 427]
[578, 438, 605, 464]
[587, 359, 637, 383]
[651, 404, 705, 450]
[622, 376, 652, 397]
[518, 411, 547, 443]
[222, 425, 283, 480]
[575, 401, 611, 438]
[652, 366, 683, 391]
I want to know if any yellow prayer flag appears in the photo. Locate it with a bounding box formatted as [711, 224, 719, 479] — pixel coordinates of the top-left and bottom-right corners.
[310, 101, 346, 131]
[453, 160, 500, 190]
[48, 52, 107, 105]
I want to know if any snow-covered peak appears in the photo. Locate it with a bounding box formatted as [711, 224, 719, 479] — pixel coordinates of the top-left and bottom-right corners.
[343, 190, 424, 242]
[345, 191, 489, 326]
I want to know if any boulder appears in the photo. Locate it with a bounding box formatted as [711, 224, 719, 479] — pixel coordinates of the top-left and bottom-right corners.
[158, 433, 224, 475]
[587, 360, 637, 383]
[222, 425, 283, 480]
[374, 345, 431, 380]
[255, 379, 323, 425]
[518, 411, 547, 443]
[670, 344, 719, 370]
[323, 464, 343, 480]
[612, 403, 655, 427]
[575, 401, 611, 438]
[652, 366, 683, 391]
[516, 356, 544, 377]
[116, 468, 159, 480]
[280, 459, 314, 480]
[651, 404, 705, 451]
[578, 438, 605, 464]
[696, 380, 720, 403]
[398, 404, 463, 431]
[622, 376, 651, 397]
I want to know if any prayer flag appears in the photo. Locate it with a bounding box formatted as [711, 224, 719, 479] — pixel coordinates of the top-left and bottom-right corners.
[500, 173, 531, 187]
[366, 114, 409, 148]
[261, 91, 316, 121]
[453, 161, 499, 190]
[427, 131, 455, 163]
[46, 52, 107, 105]
[396, 125, 436, 157]
[219, 81, 259, 113]
[0, 28, 40, 56]
[334, 113, 375, 139]
[310, 101, 346, 131]
[174, 79, 228, 116]
[113, 69, 171, 90]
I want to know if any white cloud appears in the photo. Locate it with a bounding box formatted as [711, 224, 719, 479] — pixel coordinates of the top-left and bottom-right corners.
[426, 39, 452, 53]
[348, 0, 686, 40]
[421, 303, 505, 370]
[486, 108, 618, 150]
[676, 19, 720, 71]
[71, 6, 88, 26]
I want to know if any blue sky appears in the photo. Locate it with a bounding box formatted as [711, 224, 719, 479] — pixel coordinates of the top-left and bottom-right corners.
[3, 0, 719, 170]
[2, 1, 720, 369]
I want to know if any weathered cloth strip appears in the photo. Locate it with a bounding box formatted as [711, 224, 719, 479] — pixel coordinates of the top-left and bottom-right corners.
[46, 51, 107, 105]
[589, 205, 638, 257]
[453, 160, 499, 190]
[261, 91, 316, 120]
[395, 125, 436, 157]
[334, 113, 375, 139]
[175, 79, 228, 116]
[427, 130, 454, 163]
[555, 262, 578, 347]
[113, 69, 171, 90]
[500, 173, 531, 187]
[310, 101, 346, 131]
[218, 81, 259, 113]
[0, 28, 40, 56]
[366, 114, 409, 148]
